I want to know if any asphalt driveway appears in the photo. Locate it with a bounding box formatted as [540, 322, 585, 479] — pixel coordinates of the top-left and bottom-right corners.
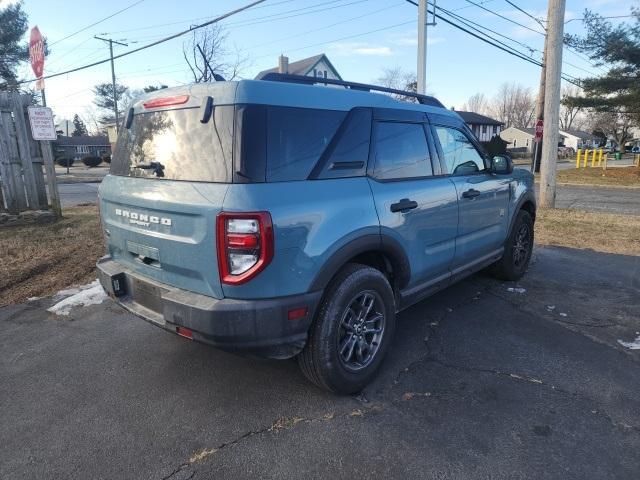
[1, 245, 639, 479]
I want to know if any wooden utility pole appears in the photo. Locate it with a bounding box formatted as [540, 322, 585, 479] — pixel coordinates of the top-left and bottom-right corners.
[539, 0, 566, 208]
[532, 33, 548, 173]
[94, 36, 128, 133]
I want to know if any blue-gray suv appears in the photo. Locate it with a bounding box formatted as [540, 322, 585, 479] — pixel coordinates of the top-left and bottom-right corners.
[97, 74, 536, 394]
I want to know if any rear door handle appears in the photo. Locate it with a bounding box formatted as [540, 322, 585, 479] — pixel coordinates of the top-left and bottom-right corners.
[390, 198, 418, 213]
[462, 189, 481, 199]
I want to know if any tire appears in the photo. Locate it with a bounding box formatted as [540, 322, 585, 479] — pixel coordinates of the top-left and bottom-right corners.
[489, 209, 534, 281]
[298, 263, 396, 394]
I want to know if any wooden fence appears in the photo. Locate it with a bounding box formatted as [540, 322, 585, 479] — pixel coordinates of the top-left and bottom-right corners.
[0, 91, 60, 216]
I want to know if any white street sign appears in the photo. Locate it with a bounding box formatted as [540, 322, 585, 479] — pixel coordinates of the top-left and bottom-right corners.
[27, 106, 56, 140]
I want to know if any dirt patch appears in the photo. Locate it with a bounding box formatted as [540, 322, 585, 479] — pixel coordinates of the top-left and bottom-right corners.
[553, 166, 640, 187]
[535, 208, 640, 256]
[0, 206, 104, 307]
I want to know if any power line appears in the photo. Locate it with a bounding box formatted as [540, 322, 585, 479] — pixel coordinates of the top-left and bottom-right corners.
[463, 0, 545, 35]
[48, 0, 146, 46]
[503, 0, 546, 30]
[16, 0, 267, 85]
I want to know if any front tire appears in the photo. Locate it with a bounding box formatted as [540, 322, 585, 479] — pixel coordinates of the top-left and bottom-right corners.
[298, 263, 396, 394]
[489, 209, 534, 281]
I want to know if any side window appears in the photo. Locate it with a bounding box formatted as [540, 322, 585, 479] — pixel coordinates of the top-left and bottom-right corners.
[434, 126, 486, 175]
[373, 121, 432, 180]
[266, 107, 345, 181]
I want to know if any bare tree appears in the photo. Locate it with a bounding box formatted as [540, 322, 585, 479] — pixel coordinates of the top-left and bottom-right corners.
[489, 82, 535, 128]
[559, 84, 585, 131]
[183, 24, 248, 82]
[586, 111, 634, 150]
[460, 93, 489, 114]
[375, 66, 425, 102]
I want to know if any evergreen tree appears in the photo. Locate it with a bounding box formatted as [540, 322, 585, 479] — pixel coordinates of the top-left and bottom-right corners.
[566, 8, 640, 147]
[92, 82, 130, 124]
[71, 114, 88, 137]
[0, 1, 29, 89]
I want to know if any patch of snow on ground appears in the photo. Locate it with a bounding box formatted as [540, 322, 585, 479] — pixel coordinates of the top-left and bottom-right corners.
[618, 335, 640, 350]
[47, 280, 108, 316]
[507, 287, 526, 294]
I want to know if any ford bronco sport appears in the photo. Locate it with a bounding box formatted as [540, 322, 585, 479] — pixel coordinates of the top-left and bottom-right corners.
[97, 74, 536, 394]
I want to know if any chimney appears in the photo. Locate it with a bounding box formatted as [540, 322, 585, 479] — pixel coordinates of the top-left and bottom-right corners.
[278, 55, 289, 74]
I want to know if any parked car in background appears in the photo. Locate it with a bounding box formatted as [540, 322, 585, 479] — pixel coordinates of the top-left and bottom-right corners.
[97, 75, 536, 394]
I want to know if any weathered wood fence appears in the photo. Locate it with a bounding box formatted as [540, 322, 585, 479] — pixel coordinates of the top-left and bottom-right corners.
[0, 91, 60, 217]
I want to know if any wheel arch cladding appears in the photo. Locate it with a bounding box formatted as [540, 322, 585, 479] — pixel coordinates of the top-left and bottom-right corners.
[309, 234, 411, 292]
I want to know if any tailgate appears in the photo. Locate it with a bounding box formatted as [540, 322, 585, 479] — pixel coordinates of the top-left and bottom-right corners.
[99, 175, 228, 299]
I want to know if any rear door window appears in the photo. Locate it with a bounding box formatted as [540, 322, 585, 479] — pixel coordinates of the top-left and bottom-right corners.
[110, 106, 233, 182]
[372, 122, 432, 180]
[265, 107, 345, 182]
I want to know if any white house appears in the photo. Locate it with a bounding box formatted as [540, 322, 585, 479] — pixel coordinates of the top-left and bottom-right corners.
[500, 126, 567, 153]
[256, 53, 342, 81]
[559, 130, 599, 151]
[455, 111, 504, 142]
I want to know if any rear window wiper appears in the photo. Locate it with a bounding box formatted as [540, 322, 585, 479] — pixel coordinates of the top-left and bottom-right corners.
[133, 161, 165, 177]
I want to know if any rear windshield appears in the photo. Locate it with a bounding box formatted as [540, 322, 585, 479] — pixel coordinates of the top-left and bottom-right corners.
[110, 106, 233, 182]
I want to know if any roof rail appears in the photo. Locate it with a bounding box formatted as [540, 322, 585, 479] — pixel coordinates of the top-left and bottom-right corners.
[259, 73, 445, 108]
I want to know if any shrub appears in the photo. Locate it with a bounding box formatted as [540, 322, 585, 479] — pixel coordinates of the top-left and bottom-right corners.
[82, 156, 102, 168]
[56, 157, 74, 167]
[101, 154, 112, 164]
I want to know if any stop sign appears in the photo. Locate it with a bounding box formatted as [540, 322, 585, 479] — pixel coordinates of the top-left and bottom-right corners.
[29, 26, 45, 83]
[534, 119, 543, 140]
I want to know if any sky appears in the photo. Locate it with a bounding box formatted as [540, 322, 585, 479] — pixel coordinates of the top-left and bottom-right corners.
[6, 0, 639, 127]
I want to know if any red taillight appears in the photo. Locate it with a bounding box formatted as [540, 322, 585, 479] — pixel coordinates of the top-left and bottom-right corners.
[287, 307, 308, 321]
[143, 95, 189, 109]
[216, 212, 273, 285]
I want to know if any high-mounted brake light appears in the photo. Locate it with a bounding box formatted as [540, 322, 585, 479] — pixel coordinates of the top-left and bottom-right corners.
[216, 212, 273, 285]
[143, 95, 189, 109]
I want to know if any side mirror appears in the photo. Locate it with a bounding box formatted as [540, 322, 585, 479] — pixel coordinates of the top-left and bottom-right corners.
[491, 155, 513, 174]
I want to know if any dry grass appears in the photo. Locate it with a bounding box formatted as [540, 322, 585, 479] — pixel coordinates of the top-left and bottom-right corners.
[554, 166, 640, 187]
[0, 206, 104, 307]
[535, 208, 640, 256]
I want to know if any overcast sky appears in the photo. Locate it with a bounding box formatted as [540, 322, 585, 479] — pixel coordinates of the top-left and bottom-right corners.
[10, 0, 638, 125]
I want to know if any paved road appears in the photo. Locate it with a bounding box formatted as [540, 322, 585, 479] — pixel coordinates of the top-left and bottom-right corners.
[59, 180, 639, 216]
[2, 245, 639, 479]
[58, 182, 100, 207]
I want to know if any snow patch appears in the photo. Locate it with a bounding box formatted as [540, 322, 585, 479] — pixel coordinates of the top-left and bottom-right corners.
[617, 335, 640, 350]
[507, 287, 526, 294]
[47, 280, 108, 316]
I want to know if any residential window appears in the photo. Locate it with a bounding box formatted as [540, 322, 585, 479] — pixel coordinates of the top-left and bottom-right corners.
[482, 125, 487, 134]
[434, 126, 486, 175]
[373, 122, 432, 180]
[75, 145, 89, 154]
[494, 125, 499, 134]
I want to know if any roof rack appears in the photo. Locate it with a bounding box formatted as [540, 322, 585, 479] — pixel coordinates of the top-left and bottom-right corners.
[259, 73, 445, 108]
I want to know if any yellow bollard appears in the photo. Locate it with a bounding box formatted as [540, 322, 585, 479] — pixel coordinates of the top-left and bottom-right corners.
[583, 150, 590, 167]
[576, 149, 582, 168]
[635, 154, 640, 167]
[590, 149, 597, 167]
[597, 149, 603, 167]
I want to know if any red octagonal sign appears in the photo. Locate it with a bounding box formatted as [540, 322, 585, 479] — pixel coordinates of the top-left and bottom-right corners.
[29, 26, 45, 80]
[535, 119, 544, 140]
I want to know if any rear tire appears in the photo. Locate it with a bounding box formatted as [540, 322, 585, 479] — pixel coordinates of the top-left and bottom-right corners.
[298, 263, 396, 394]
[489, 210, 534, 281]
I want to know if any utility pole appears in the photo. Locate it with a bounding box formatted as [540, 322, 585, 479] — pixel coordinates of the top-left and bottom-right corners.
[94, 36, 128, 133]
[416, 0, 437, 94]
[539, 0, 566, 208]
[532, 33, 548, 173]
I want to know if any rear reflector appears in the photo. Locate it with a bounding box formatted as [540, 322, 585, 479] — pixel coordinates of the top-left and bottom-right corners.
[287, 307, 308, 321]
[143, 95, 189, 109]
[176, 326, 194, 339]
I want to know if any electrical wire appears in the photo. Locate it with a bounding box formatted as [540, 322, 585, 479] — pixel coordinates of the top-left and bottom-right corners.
[463, 0, 545, 35]
[16, 0, 266, 85]
[503, 0, 546, 30]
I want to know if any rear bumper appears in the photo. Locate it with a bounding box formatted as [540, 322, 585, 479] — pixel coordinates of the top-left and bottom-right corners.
[97, 256, 322, 359]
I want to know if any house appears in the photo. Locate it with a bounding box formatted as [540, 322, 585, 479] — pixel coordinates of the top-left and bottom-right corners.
[54, 135, 111, 160]
[500, 126, 566, 153]
[455, 111, 503, 142]
[559, 129, 599, 151]
[255, 53, 342, 81]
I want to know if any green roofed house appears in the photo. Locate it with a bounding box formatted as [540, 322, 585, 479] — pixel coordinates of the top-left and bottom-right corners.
[255, 53, 342, 81]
